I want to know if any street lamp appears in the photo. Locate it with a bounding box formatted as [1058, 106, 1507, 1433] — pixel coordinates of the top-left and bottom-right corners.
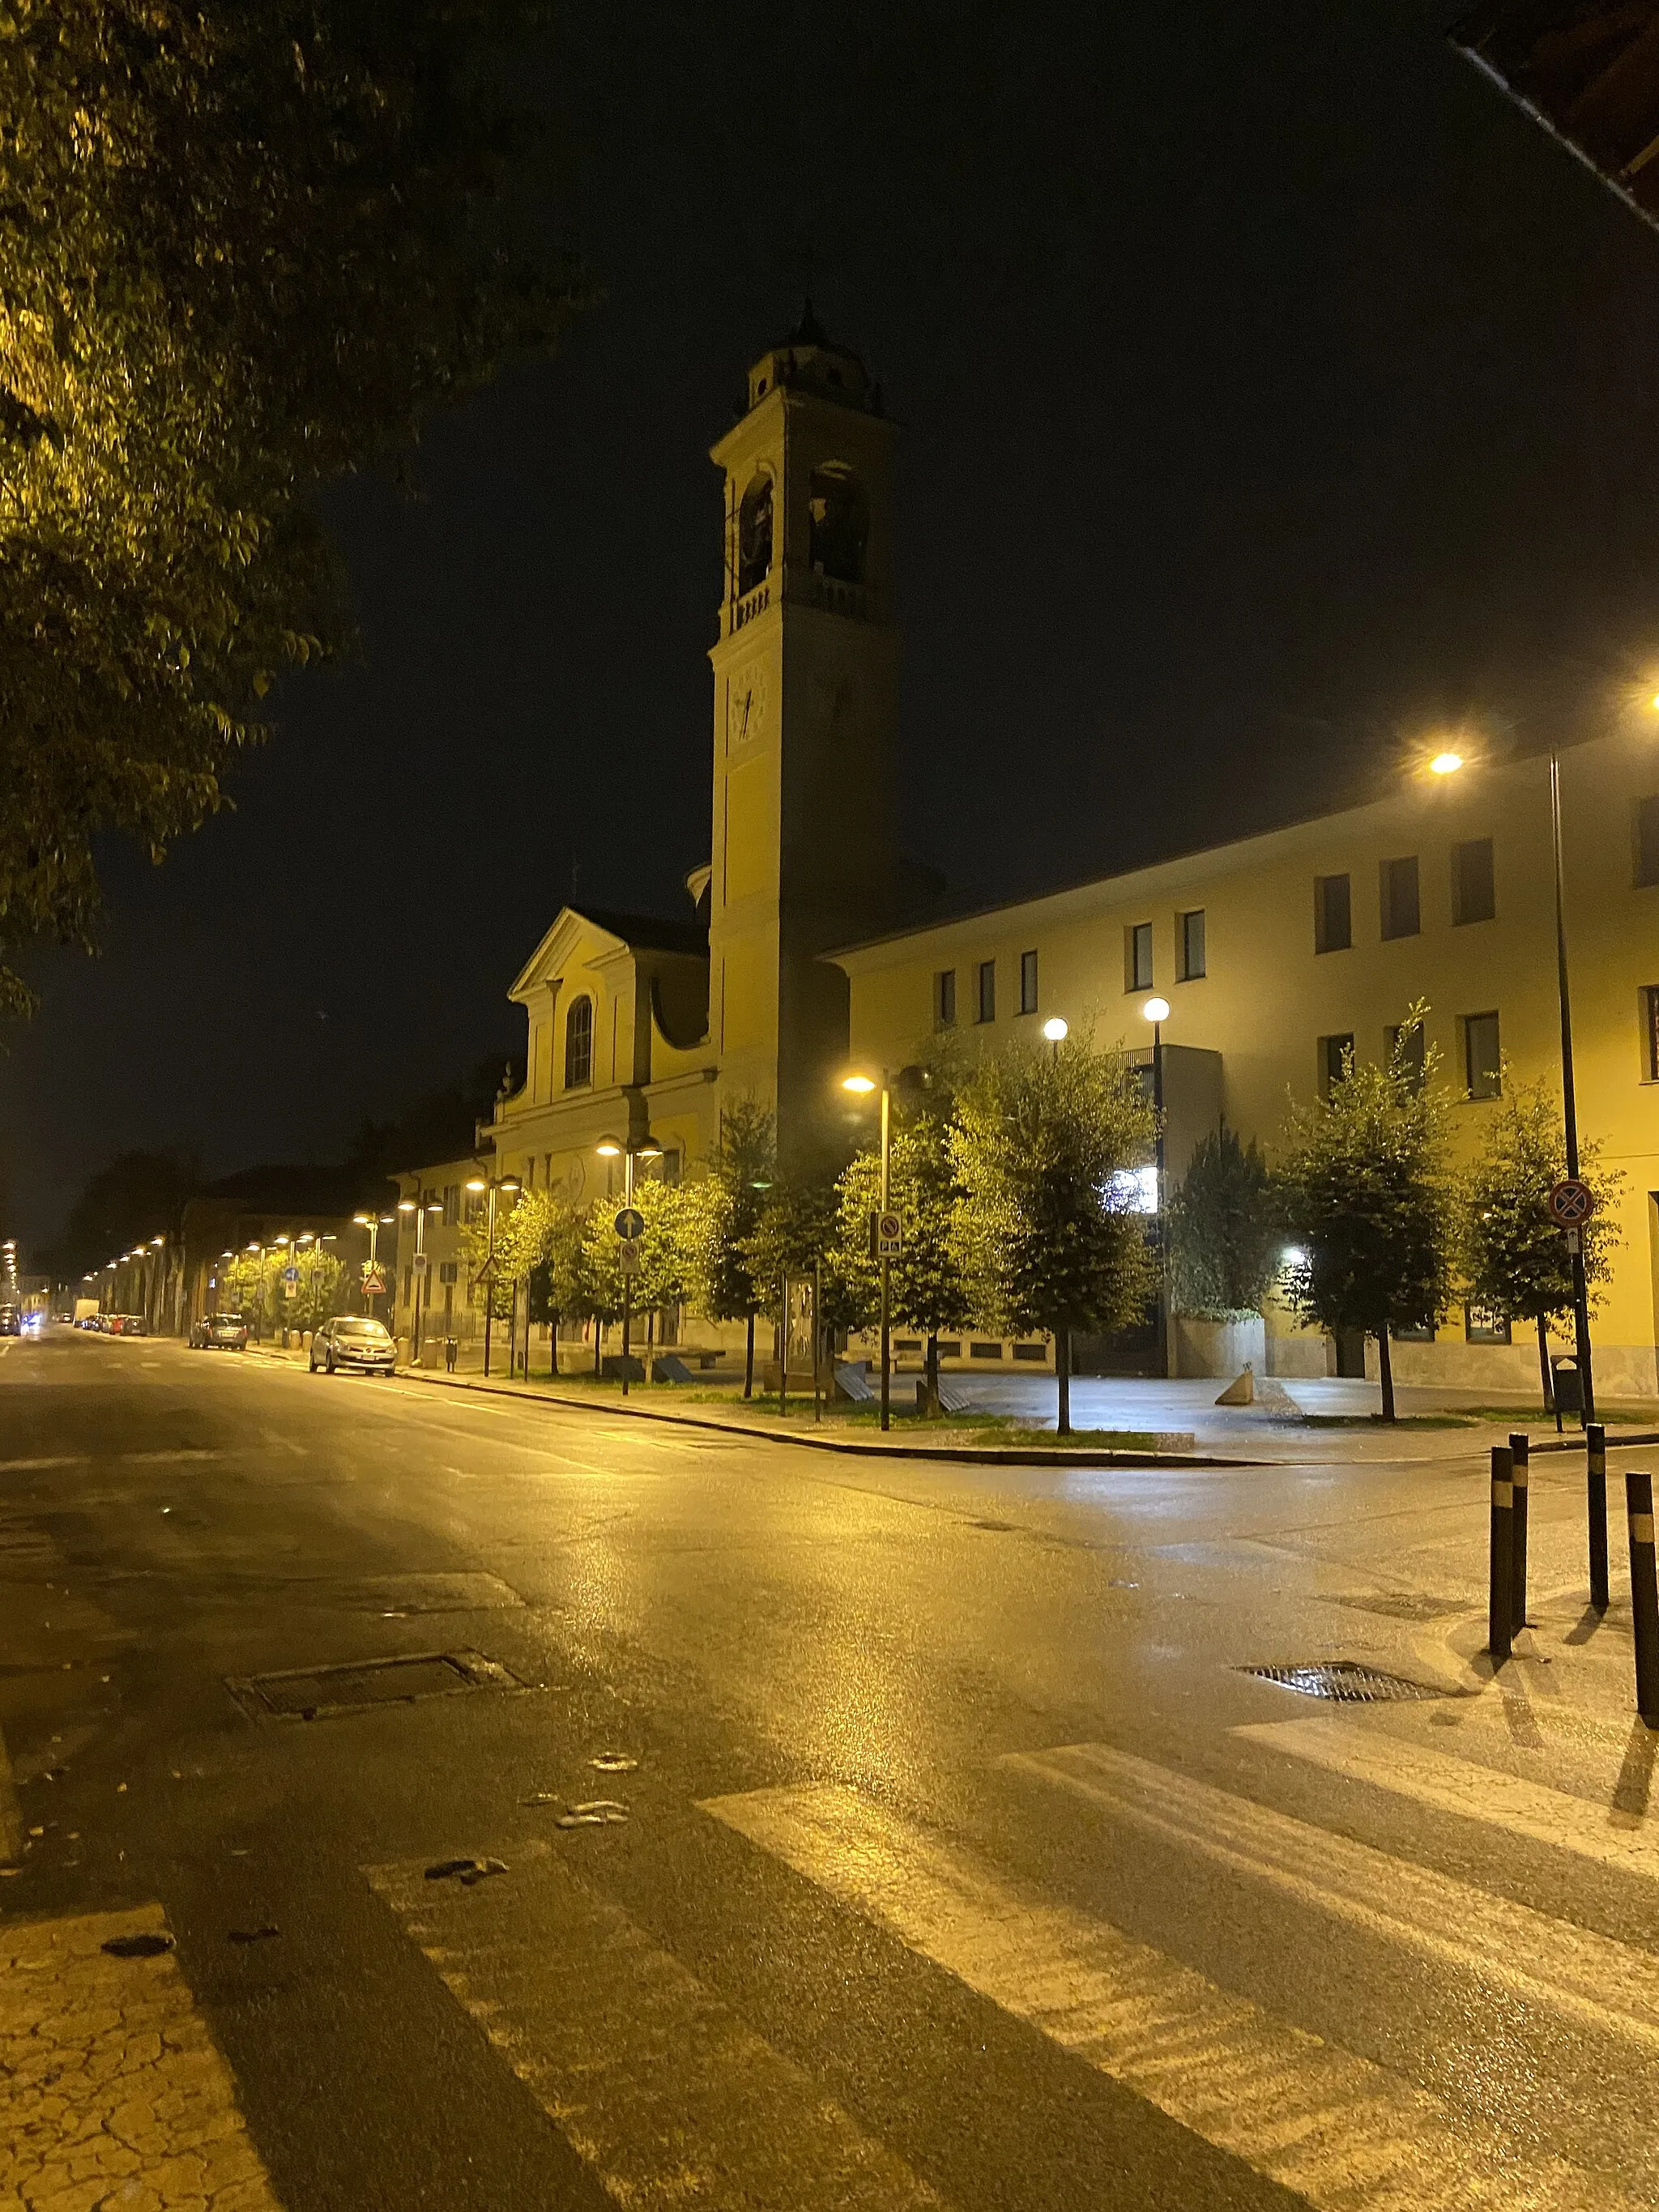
[1142, 997, 1172, 1377]
[397, 1193, 443, 1362]
[841, 1069, 893, 1430]
[1427, 746, 1597, 1438]
[593, 1139, 662, 1393]
[463, 1174, 521, 1378]
[1043, 1015, 1068, 1062]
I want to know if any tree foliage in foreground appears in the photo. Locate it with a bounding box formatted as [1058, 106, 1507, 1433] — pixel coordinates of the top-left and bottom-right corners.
[0, 0, 582, 1012]
[1460, 1072, 1623, 1405]
[949, 1032, 1156, 1434]
[1276, 1010, 1455, 1421]
[837, 1108, 970, 1392]
[1166, 1123, 1282, 1319]
[682, 1099, 774, 1393]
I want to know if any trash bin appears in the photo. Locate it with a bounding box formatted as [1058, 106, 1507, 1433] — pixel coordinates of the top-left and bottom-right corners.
[1551, 1357, 1584, 1416]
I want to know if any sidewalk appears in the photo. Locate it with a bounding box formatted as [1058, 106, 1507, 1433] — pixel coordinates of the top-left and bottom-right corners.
[241, 1336, 1659, 1469]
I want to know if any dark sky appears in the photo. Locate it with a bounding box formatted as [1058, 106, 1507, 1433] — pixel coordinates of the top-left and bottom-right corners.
[7, 0, 1659, 1251]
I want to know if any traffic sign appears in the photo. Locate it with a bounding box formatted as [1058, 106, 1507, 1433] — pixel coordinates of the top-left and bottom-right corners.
[413, 1251, 429, 1272]
[282, 1264, 299, 1285]
[617, 1238, 642, 1275]
[871, 1209, 903, 1258]
[1546, 1178, 1595, 1230]
[361, 1264, 387, 1295]
[614, 1208, 645, 1242]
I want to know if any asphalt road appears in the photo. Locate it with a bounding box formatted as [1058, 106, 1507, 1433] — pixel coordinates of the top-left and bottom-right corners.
[3, 1324, 1657, 2211]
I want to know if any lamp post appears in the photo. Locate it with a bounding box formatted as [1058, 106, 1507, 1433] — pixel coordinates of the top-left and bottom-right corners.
[1043, 1014, 1068, 1063]
[1142, 997, 1172, 1378]
[842, 1071, 893, 1431]
[464, 1173, 521, 1379]
[595, 1137, 662, 1394]
[397, 1192, 443, 1363]
[1428, 746, 1596, 1426]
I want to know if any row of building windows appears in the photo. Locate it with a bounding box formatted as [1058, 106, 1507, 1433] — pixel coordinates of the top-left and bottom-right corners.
[1317, 1012, 1500, 1101]
[934, 948, 1042, 1029]
[1125, 911, 1206, 991]
[1314, 840, 1495, 954]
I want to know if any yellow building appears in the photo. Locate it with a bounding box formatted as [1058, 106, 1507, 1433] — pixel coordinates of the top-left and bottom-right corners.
[410, 314, 1659, 1394]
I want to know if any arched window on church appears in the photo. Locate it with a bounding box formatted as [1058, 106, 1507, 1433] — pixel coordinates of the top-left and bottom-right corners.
[808, 464, 868, 584]
[564, 995, 593, 1089]
[737, 474, 773, 595]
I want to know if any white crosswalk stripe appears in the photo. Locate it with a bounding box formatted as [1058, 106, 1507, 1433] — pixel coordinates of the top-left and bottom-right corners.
[702, 1778, 1646, 2212]
[1003, 1737, 1659, 2050]
[1235, 1715, 1659, 1881]
[366, 1839, 953, 2212]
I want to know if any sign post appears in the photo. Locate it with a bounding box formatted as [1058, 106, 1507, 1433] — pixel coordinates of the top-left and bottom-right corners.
[613, 1209, 644, 1394]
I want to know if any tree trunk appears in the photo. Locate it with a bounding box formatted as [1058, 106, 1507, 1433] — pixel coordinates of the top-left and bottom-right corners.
[1537, 1315, 1555, 1413]
[926, 1331, 940, 1416]
[1056, 1327, 1072, 1436]
[744, 1310, 755, 1398]
[593, 1319, 603, 1376]
[1377, 1328, 1396, 1422]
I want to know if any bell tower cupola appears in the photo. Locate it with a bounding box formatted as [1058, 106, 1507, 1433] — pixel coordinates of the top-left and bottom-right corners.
[706, 310, 899, 1158]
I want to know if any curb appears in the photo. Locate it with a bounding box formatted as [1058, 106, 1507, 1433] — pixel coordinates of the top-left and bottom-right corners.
[386, 1365, 1268, 1470]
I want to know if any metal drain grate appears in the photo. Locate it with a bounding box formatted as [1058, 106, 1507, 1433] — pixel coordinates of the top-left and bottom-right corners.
[228, 1648, 524, 1720]
[1239, 1660, 1450, 1703]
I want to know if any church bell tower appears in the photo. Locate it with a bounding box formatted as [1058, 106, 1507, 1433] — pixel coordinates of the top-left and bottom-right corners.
[707, 311, 898, 1158]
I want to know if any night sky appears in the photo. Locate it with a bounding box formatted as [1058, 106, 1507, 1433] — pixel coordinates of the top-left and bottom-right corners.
[7, 0, 1659, 1251]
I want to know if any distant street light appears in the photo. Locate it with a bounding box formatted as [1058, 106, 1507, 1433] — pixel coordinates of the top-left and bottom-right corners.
[1429, 750, 1463, 776]
[464, 1173, 521, 1378]
[842, 1068, 893, 1430]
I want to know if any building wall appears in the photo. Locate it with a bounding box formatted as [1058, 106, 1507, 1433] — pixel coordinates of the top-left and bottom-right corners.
[836, 729, 1659, 1394]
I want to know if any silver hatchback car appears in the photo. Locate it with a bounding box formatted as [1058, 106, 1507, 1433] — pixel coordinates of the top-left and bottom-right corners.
[309, 1316, 396, 1375]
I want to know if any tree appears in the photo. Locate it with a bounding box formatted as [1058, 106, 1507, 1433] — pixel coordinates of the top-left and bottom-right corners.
[1166, 1125, 1282, 1318]
[742, 1161, 864, 1399]
[1460, 1072, 1624, 1408]
[582, 1178, 691, 1370]
[1276, 1009, 1455, 1421]
[837, 1110, 970, 1405]
[0, 0, 582, 1014]
[683, 1099, 774, 1396]
[55, 1149, 197, 1276]
[219, 1242, 342, 1334]
[948, 1031, 1158, 1434]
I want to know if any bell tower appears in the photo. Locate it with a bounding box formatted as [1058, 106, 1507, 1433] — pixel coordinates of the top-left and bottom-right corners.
[707, 310, 898, 1158]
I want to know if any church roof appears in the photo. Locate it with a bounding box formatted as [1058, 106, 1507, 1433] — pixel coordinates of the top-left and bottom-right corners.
[579, 906, 708, 957]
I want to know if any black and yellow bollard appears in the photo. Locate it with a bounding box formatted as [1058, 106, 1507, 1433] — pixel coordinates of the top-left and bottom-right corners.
[1489, 1444, 1514, 1664]
[1588, 1422, 1609, 1613]
[1508, 1431, 1529, 1636]
[1627, 1472, 1659, 1726]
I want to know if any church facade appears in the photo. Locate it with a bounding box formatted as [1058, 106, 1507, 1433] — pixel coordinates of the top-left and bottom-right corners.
[399, 318, 1659, 1395]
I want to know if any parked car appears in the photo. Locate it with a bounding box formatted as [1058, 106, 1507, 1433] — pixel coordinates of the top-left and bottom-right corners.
[190, 1312, 249, 1351]
[106, 1314, 147, 1336]
[309, 1315, 396, 1375]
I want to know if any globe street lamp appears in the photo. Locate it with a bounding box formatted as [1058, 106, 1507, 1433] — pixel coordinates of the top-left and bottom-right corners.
[841, 1070, 893, 1430]
[1043, 1014, 1069, 1063]
[1142, 997, 1172, 1377]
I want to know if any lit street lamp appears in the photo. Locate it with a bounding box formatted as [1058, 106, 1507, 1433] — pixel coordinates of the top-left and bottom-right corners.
[463, 1174, 522, 1379]
[397, 1192, 444, 1362]
[595, 1137, 663, 1394]
[1142, 997, 1171, 1377]
[841, 1070, 893, 1430]
[1043, 1014, 1069, 1062]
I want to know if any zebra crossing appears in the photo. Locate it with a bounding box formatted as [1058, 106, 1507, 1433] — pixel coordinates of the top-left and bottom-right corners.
[359, 1707, 1659, 2212]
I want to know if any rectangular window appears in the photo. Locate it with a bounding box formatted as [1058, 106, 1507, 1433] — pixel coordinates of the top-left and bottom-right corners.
[438, 1261, 458, 1285]
[1380, 855, 1420, 940]
[1013, 1341, 1047, 1361]
[1392, 1322, 1435, 1344]
[1465, 1306, 1512, 1345]
[935, 1340, 962, 1358]
[970, 1340, 1003, 1359]
[1635, 795, 1659, 888]
[1019, 949, 1038, 1014]
[934, 968, 957, 1029]
[1385, 1021, 1427, 1093]
[1178, 908, 1206, 980]
[1318, 1033, 1354, 1099]
[442, 1184, 459, 1228]
[1127, 922, 1153, 992]
[1644, 987, 1659, 1081]
[1451, 837, 1495, 925]
[976, 959, 996, 1023]
[1463, 1011, 1501, 1100]
[1314, 873, 1351, 954]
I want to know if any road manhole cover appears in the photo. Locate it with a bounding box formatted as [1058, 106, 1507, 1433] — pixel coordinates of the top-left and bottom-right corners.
[228, 1648, 525, 1720]
[1238, 1660, 1451, 1703]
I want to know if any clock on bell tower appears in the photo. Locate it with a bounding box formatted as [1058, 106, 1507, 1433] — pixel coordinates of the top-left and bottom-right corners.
[707, 309, 899, 1160]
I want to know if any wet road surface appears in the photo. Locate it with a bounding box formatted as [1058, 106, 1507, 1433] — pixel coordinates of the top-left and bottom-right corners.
[2, 1326, 1656, 2210]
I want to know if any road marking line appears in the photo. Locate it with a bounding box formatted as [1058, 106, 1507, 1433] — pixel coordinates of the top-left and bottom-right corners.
[367, 1843, 949, 2211]
[701, 1780, 1636, 2212]
[1004, 1740, 1659, 2049]
[122, 1447, 222, 1464]
[1235, 1716, 1659, 1881]
[1, 1903, 284, 2207]
[0, 1456, 88, 1473]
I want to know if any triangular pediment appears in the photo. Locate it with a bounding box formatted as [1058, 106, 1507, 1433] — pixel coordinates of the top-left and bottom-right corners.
[508, 906, 631, 1004]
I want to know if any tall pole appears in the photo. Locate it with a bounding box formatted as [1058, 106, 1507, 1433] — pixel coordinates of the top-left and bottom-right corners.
[880, 1080, 891, 1433]
[483, 1185, 497, 1379]
[620, 1150, 633, 1397]
[1153, 1016, 1168, 1379]
[1549, 751, 1597, 1427]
